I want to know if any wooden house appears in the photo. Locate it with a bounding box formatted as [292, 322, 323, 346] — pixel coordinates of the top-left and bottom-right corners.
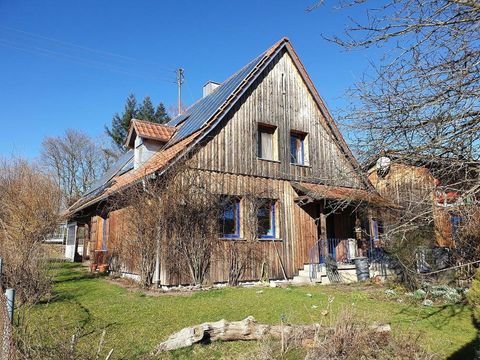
[66, 38, 391, 285]
[368, 153, 479, 249]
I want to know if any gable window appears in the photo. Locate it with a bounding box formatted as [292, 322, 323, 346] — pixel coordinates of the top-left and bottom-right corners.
[219, 197, 241, 238]
[290, 131, 308, 165]
[257, 125, 278, 161]
[257, 200, 276, 239]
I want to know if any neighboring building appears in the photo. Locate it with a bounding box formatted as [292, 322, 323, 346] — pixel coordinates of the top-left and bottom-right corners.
[368, 152, 479, 249]
[66, 38, 392, 285]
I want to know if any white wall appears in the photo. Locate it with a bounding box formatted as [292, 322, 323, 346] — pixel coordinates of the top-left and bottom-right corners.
[134, 137, 164, 169]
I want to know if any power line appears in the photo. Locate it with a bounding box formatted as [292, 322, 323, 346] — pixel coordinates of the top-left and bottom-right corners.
[0, 26, 177, 74]
[0, 39, 177, 84]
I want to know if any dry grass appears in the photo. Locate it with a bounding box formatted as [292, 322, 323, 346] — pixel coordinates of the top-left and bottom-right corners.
[305, 309, 436, 360]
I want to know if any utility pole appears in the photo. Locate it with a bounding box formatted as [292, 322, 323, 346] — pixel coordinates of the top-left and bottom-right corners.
[176, 68, 184, 116]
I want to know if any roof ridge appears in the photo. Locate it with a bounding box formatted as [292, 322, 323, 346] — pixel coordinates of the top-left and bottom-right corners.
[132, 118, 175, 128]
[167, 38, 290, 128]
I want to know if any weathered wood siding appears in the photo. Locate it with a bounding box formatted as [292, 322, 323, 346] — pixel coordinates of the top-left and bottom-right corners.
[368, 163, 435, 208]
[159, 170, 319, 285]
[190, 49, 364, 189]
[368, 163, 455, 247]
[84, 48, 371, 284]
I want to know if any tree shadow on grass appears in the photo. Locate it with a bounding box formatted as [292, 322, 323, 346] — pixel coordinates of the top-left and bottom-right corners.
[447, 313, 477, 360]
[397, 303, 477, 359]
[397, 302, 470, 329]
[52, 272, 93, 284]
[447, 336, 476, 360]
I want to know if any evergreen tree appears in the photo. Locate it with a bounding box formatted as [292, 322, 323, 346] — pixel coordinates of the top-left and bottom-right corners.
[137, 96, 156, 122]
[105, 93, 137, 151]
[106, 94, 172, 151]
[154, 102, 171, 124]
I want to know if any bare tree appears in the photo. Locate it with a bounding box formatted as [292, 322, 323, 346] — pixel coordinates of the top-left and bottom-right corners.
[112, 179, 167, 288]
[111, 166, 222, 287]
[165, 168, 221, 286]
[226, 192, 281, 286]
[314, 0, 480, 164]
[310, 2, 477, 161]
[0, 158, 62, 304]
[41, 129, 118, 205]
[310, 0, 480, 273]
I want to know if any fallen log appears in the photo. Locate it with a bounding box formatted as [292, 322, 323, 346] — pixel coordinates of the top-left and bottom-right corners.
[152, 316, 391, 354]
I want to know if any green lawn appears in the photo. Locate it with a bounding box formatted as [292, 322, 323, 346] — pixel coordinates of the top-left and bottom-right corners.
[21, 263, 476, 359]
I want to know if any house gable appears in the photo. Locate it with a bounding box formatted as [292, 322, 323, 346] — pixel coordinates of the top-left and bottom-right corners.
[189, 45, 368, 189]
[67, 38, 373, 217]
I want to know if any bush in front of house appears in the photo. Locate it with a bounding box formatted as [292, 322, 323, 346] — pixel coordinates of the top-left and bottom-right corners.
[0, 158, 62, 305]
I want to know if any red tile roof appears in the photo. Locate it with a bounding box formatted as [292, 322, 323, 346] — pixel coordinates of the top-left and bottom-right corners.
[126, 119, 176, 147]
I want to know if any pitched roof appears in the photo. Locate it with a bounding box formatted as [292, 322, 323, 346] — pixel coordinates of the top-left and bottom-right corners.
[82, 150, 134, 199]
[126, 119, 176, 147]
[68, 37, 374, 216]
[67, 131, 199, 215]
[166, 37, 372, 190]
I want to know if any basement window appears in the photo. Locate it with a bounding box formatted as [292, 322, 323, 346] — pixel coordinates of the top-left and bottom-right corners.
[257, 124, 278, 161]
[290, 131, 308, 165]
[257, 200, 276, 239]
[219, 197, 241, 238]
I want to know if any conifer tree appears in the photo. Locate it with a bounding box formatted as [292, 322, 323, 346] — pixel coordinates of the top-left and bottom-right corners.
[137, 96, 156, 122]
[106, 94, 172, 151]
[154, 102, 170, 124]
[105, 93, 137, 151]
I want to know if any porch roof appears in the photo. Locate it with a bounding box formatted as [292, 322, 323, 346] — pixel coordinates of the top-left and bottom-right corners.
[292, 182, 397, 208]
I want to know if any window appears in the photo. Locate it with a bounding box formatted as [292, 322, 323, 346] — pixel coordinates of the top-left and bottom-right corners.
[370, 218, 384, 242]
[257, 200, 276, 239]
[257, 125, 278, 161]
[450, 214, 462, 239]
[102, 218, 108, 251]
[219, 197, 241, 238]
[290, 131, 308, 165]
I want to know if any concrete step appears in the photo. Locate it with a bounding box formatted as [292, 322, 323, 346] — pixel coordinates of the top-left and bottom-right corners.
[298, 269, 326, 278]
[303, 263, 325, 272]
[292, 275, 322, 284]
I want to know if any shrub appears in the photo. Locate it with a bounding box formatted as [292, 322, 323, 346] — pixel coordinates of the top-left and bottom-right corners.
[305, 309, 435, 360]
[0, 159, 61, 304]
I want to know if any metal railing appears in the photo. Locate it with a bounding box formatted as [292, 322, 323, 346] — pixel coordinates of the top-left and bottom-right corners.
[307, 238, 387, 281]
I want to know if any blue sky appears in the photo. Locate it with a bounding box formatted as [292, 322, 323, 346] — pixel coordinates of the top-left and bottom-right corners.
[0, 0, 378, 159]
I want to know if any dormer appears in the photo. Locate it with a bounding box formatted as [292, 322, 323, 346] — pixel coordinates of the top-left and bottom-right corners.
[125, 119, 176, 169]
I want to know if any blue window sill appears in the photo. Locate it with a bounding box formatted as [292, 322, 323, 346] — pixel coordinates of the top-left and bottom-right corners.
[221, 235, 241, 239]
[220, 237, 283, 242]
[259, 237, 283, 241]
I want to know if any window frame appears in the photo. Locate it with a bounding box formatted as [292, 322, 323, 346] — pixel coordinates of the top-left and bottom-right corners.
[257, 124, 278, 161]
[290, 131, 308, 165]
[219, 196, 241, 239]
[257, 199, 277, 240]
[370, 218, 384, 242]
